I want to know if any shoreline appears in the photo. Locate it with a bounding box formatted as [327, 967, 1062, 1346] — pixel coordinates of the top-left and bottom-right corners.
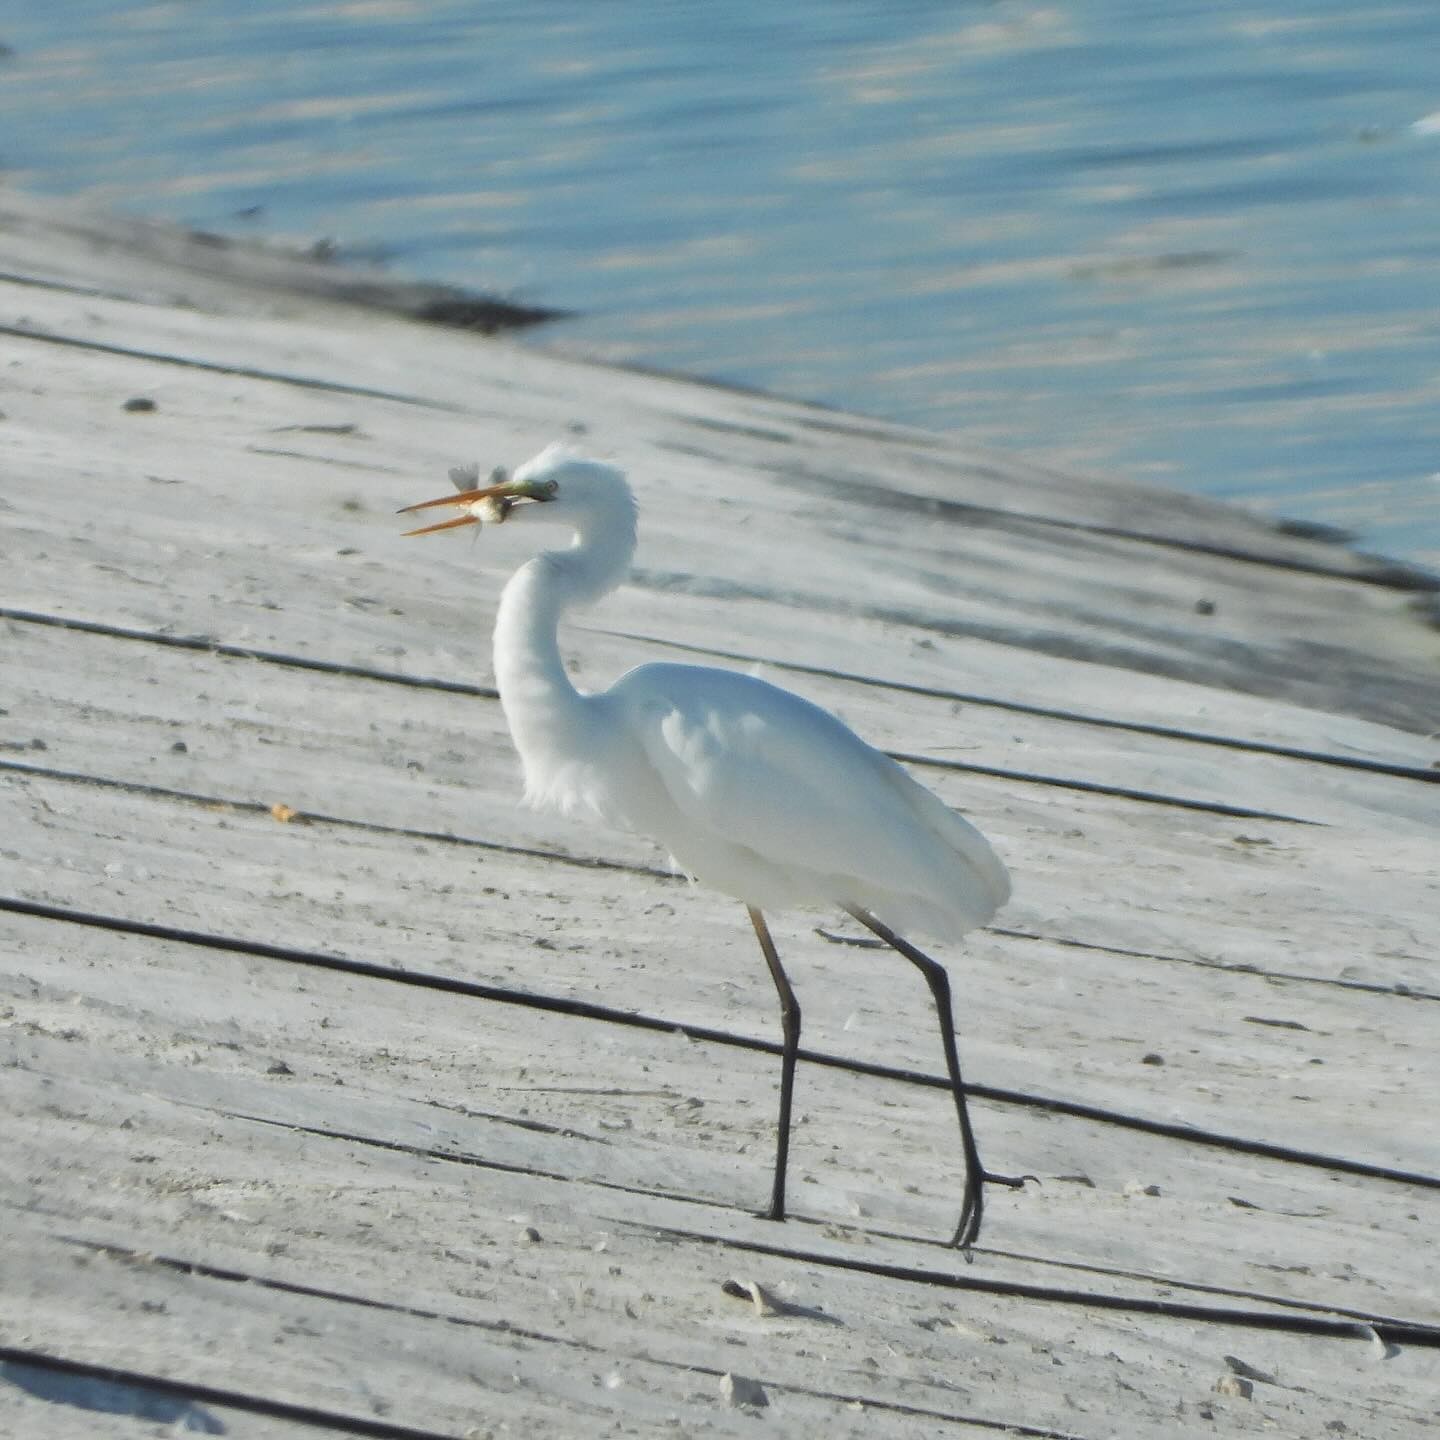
[0, 185, 565, 335]
[8, 183, 1440, 603]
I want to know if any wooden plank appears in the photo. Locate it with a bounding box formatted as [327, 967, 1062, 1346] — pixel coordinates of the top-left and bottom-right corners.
[5, 795, 1437, 1285]
[5, 613, 1437, 838]
[11, 754, 1440, 1146]
[5, 937, 1440, 1434]
[6, 648, 1436, 996]
[4, 266, 1439, 732]
[5, 998, 1439, 1438]
[4, 185, 1440, 1439]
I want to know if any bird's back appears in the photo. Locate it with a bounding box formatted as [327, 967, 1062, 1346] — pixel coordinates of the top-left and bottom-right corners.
[592, 662, 1009, 940]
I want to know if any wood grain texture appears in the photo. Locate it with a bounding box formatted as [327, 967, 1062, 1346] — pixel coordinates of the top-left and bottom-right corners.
[2, 187, 1438, 1438]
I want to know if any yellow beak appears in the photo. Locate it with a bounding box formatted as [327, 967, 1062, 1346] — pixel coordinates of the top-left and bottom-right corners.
[397, 477, 514, 537]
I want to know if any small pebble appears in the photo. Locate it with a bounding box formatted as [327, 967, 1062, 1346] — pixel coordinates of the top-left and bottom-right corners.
[519, 1225, 542, 1244]
[266, 1060, 293, 1076]
[1224, 1354, 1277, 1384]
[718, 1373, 768, 1409]
[1214, 1375, 1253, 1399]
[171, 740, 188, 753]
[1141, 1052, 1165, 1065]
[123, 396, 157, 413]
[1123, 1181, 1162, 1197]
[721, 1278, 785, 1317]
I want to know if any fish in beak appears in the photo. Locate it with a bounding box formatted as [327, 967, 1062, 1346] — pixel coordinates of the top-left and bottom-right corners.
[398, 465, 558, 536]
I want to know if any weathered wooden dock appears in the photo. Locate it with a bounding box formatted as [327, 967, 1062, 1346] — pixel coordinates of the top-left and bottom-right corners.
[2, 186, 1438, 1438]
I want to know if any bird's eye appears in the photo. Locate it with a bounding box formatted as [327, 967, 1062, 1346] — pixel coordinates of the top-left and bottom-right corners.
[540, 479, 559, 499]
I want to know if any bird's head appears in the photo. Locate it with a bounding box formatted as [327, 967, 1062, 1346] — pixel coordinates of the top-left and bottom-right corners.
[398, 443, 632, 537]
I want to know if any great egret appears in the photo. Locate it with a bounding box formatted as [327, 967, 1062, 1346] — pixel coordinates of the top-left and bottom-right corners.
[401, 444, 1022, 1247]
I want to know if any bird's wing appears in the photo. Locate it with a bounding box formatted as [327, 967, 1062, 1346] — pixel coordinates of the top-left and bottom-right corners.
[615, 665, 1008, 930]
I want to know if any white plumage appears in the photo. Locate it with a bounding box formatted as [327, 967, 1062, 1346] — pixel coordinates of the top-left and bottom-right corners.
[604, 662, 1010, 936]
[400, 443, 1023, 1247]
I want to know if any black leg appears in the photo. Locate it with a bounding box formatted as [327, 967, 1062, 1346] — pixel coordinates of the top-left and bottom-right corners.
[748, 906, 801, 1223]
[843, 904, 1026, 1249]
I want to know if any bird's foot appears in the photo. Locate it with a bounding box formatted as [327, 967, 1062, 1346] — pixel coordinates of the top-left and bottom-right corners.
[948, 1208, 981, 1257]
[947, 1172, 1037, 1254]
[948, 1182, 983, 1255]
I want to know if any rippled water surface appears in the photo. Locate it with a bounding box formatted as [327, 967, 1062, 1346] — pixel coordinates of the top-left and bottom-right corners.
[2, 2, 1437, 563]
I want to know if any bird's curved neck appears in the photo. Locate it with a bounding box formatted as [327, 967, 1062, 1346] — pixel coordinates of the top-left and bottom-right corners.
[492, 506, 636, 757]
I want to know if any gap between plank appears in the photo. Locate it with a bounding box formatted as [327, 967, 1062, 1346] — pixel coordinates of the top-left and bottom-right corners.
[587, 626, 1440, 785]
[0, 755, 664, 879]
[6, 754, 1434, 1003]
[4, 894, 1438, 1191]
[0, 322, 465, 410]
[190, 1103, 1440, 1338]
[620, 1223, 1440, 1350]
[0, 607, 1320, 822]
[21, 1041, 1437, 1337]
[0, 1342, 467, 1440]
[28, 1064, 1426, 1354]
[1, 1276, 1086, 1440]
[762, 459, 1440, 592]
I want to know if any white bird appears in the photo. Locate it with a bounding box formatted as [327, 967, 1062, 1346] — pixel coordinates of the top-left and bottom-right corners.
[400, 443, 1023, 1247]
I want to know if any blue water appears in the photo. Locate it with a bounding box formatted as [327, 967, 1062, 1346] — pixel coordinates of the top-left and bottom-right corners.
[2, 2, 1437, 565]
